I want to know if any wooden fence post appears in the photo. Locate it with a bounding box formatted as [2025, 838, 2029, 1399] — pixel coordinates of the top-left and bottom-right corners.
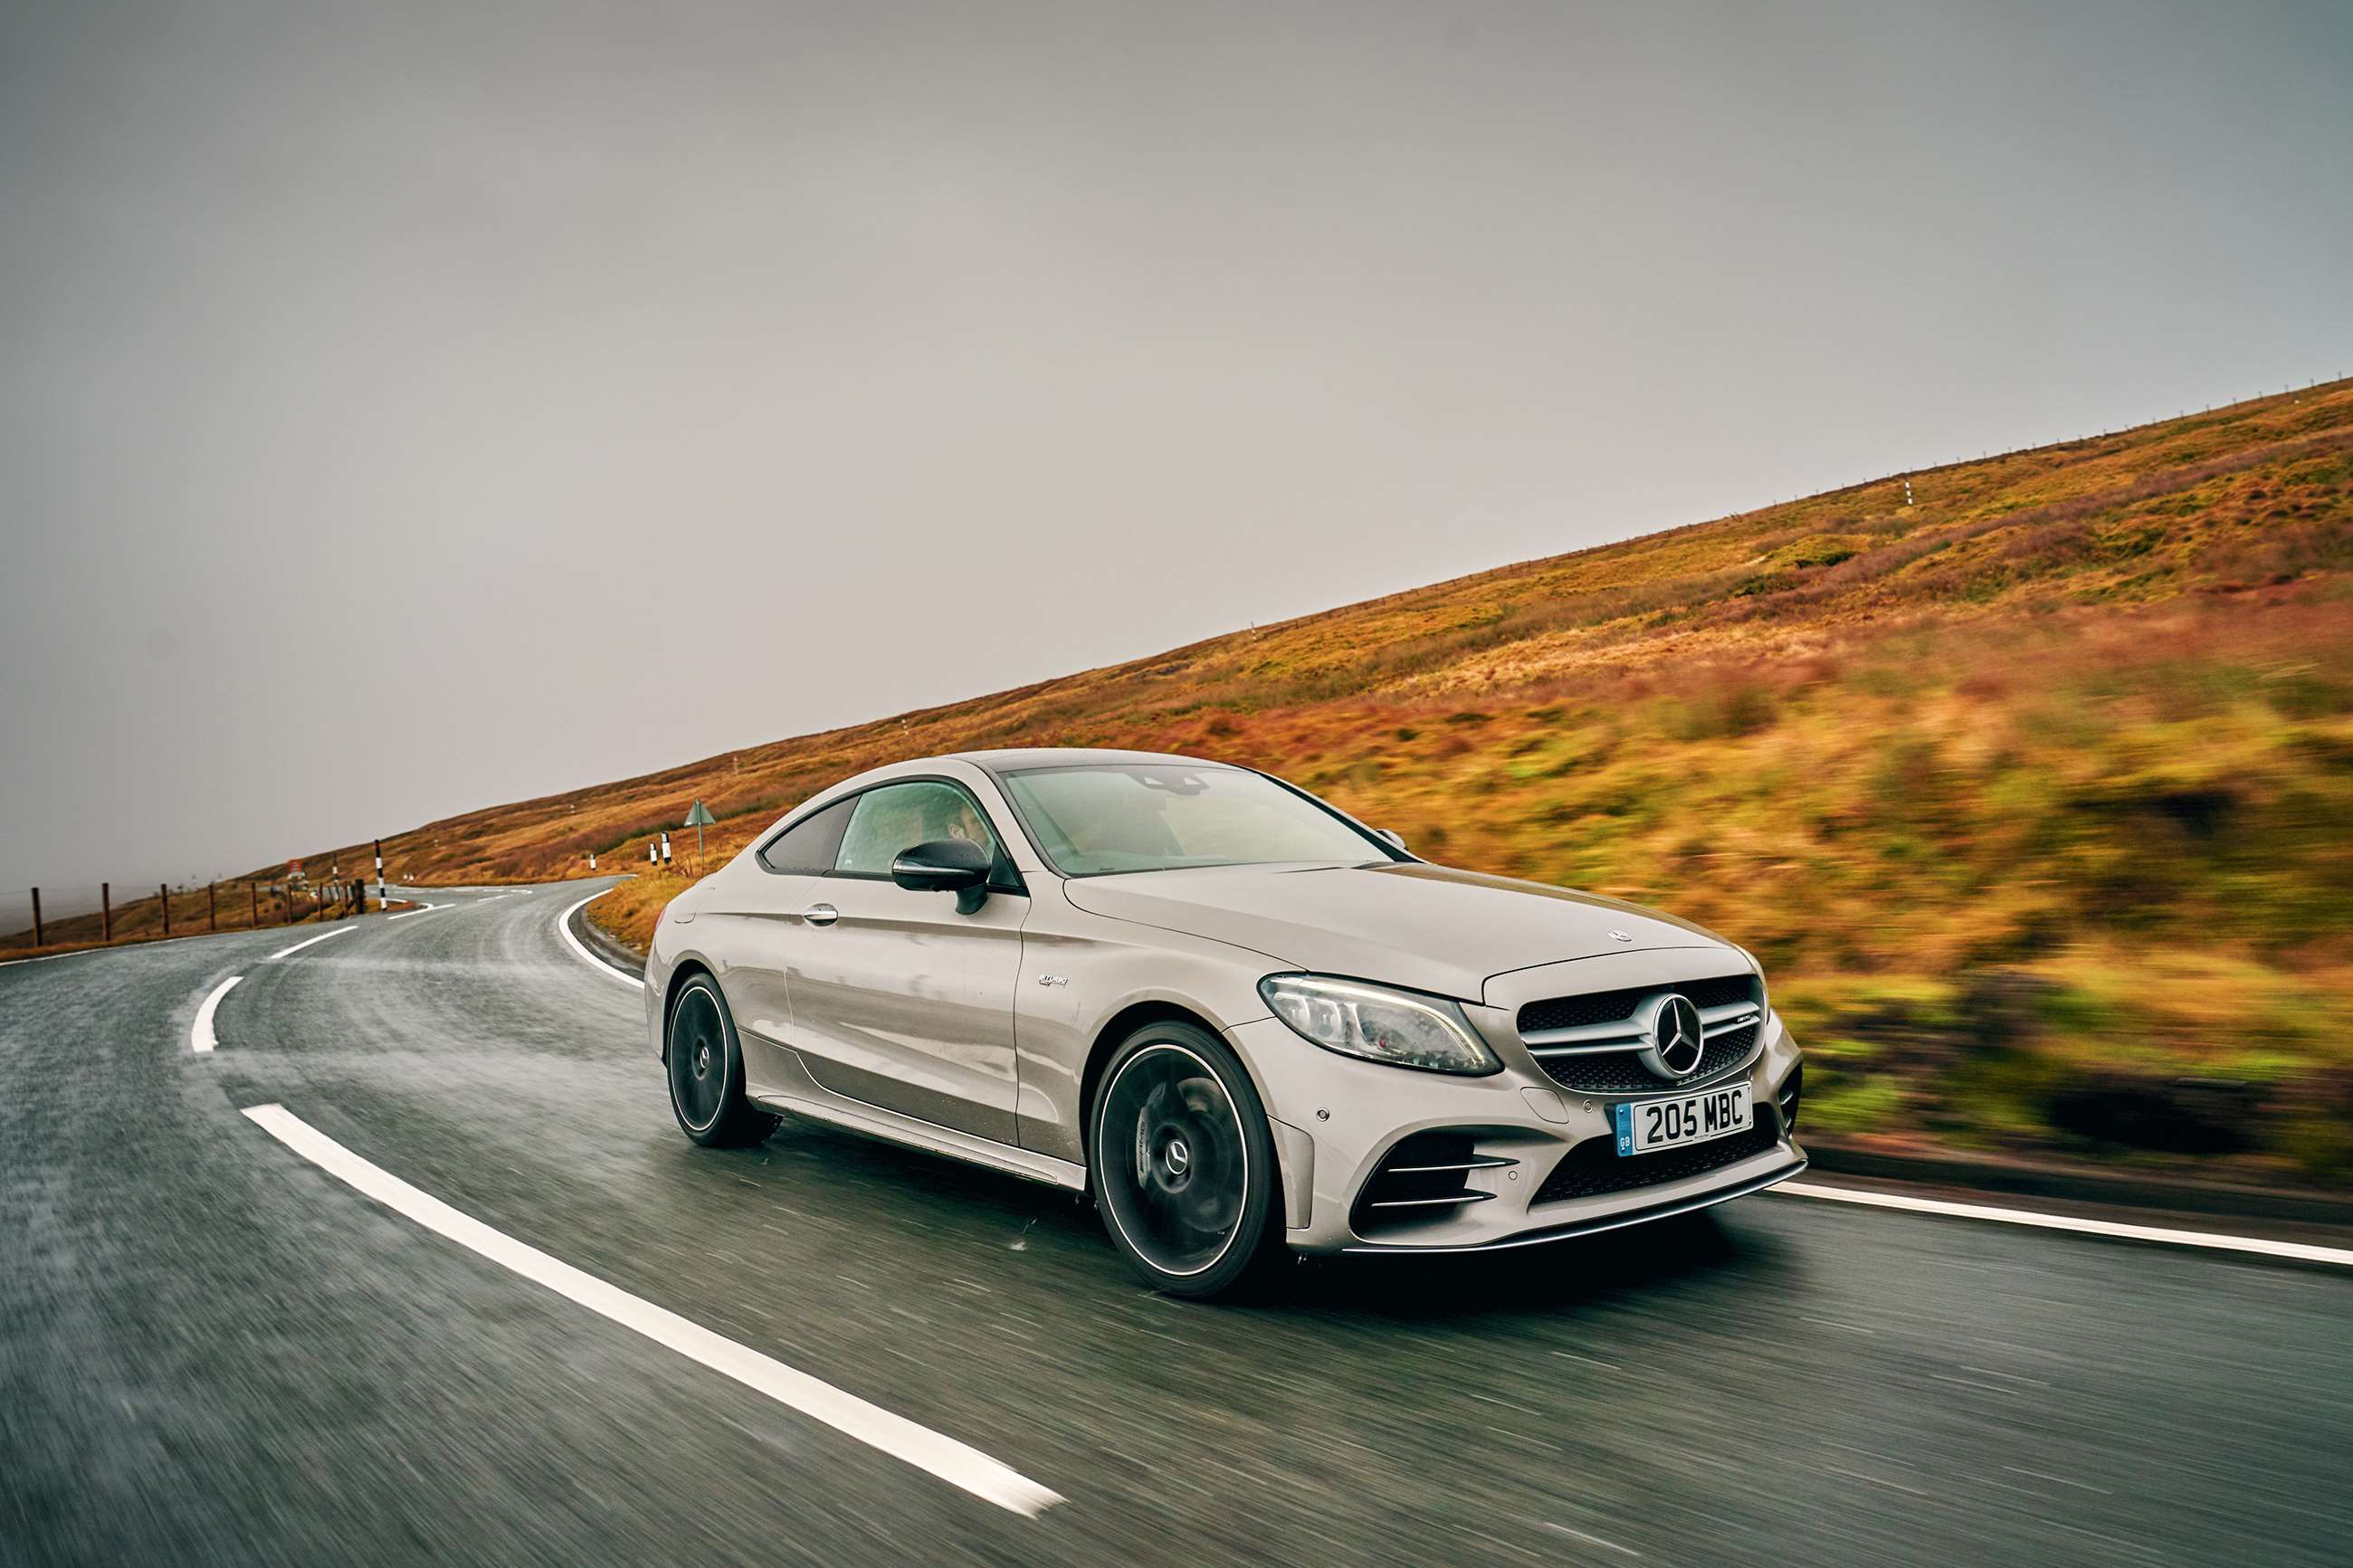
[101, 882, 111, 942]
[29, 888, 41, 947]
[160, 883, 170, 936]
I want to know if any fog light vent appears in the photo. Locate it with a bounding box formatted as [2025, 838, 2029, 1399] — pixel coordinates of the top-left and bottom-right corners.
[1350, 1131, 1514, 1234]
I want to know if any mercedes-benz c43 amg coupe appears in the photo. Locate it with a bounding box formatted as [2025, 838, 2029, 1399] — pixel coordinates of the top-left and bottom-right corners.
[648, 749, 1806, 1297]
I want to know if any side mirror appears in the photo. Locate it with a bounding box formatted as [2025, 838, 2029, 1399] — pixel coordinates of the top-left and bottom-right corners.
[891, 838, 993, 913]
[1373, 828, 1407, 853]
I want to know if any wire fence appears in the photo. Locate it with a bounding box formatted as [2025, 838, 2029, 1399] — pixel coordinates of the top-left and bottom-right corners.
[1, 875, 382, 955]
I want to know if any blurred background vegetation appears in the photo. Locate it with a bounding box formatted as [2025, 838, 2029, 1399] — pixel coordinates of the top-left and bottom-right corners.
[56, 381, 2347, 1185]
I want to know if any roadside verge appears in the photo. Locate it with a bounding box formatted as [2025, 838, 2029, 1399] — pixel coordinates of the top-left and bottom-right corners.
[1798, 1137, 2350, 1232]
[560, 886, 646, 986]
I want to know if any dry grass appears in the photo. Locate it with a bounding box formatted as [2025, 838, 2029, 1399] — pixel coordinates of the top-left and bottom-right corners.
[582, 870, 698, 954]
[342, 381, 2353, 890]
[0, 884, 383, 961]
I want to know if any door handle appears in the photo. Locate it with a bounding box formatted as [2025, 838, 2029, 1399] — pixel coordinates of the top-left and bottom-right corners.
[803, 903, 838, 927]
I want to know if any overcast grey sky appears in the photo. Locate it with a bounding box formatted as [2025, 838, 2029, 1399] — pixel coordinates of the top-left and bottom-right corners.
[2, 0, 2348, 905]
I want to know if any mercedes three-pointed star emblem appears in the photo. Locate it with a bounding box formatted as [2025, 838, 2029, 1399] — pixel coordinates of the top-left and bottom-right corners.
[1636, 993, 1706, 1080]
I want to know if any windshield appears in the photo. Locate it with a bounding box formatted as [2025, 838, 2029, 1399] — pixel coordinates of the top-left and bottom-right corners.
[998, 763, 1396, 876]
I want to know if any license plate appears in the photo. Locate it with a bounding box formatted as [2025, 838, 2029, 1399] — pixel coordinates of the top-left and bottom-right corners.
[1615, 1084, 1751, 1155]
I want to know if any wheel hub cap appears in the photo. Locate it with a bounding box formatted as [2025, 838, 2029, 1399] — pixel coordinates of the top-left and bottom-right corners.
[668, 987, 728, 1133]
[1099, 1046, 1249, 1278]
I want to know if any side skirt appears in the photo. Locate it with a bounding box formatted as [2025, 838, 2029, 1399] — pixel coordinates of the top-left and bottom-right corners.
[751, 1084, 1088, 1193]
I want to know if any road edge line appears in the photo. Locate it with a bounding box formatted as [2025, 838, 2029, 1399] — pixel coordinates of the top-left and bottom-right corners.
[0, 947, 100, 969]
[557, 889, 643, 990]
[238, 1103, 1062, 1516]
[191, 975, 242, 1053]
[1768, 1179, 2353, 1268]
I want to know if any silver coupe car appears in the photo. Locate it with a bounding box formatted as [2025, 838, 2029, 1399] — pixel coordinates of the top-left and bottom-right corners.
[647, 748, 1806, 1297]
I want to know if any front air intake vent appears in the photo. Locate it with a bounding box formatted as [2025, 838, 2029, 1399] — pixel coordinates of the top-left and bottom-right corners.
[1350, 1131, 1514, 1235]
[1531, 1122, 1779, 1206]
[1777, 1065, 1803, 1133]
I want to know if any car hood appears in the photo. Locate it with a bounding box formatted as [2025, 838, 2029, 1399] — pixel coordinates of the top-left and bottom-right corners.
[1059, 860, 1738, 1004]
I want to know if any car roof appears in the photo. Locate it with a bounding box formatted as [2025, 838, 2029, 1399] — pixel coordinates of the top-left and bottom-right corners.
[951, 746, 1232, 774]
[777, 746, 1244, 829]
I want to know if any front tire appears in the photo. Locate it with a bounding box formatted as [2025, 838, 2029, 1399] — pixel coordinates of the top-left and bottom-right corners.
[1091, 1021, 1285, 1300]
[665, 973, 777, 1148]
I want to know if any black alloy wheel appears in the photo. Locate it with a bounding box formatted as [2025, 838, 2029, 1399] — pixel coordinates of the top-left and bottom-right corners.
[666, 974, 777, 1148]
[1091, 1021, 1282, 1299]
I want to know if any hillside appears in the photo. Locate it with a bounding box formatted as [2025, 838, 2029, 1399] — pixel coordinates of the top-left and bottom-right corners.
[341, 382, 2353, 880]
[28, 381, 2353, 1182]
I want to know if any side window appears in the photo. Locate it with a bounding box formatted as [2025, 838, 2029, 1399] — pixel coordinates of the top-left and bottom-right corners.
[756, 797, 855, 874]
[834, 781, 1004, 878]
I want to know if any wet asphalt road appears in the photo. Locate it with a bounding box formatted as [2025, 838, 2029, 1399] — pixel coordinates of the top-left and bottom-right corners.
[4, 878, 2348, 1567]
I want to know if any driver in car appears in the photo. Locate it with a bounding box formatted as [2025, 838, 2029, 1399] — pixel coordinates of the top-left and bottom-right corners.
[925, 793, 989, 850]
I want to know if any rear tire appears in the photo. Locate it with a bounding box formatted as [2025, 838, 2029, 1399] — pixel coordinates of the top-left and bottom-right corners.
[1091, 1020, 1286, 1301]
[665, 973, 777, 1148]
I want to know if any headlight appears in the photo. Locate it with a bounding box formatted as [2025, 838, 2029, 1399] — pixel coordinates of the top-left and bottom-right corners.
[1258, 974, 1501, 1076]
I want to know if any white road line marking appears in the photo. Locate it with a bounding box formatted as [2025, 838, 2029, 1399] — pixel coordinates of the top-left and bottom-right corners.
[191, 975, 242, 1052]
[557, 889, 643, 989]
[3, 927, 235, 967]
[1770, 1180, 2353, 1269]
[238, 1104, 1061, 1516]
[386, 904, 446, 921]
[266, 926, 356, 961]
[0, 946, 100, 968]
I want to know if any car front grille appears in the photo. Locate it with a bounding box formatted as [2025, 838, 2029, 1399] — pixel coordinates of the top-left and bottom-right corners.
[1539, 1023, 1758, 1095]
[1517, 973, 1758, 1037]
[1514, 970, 1764, 1096]
[1531, 1120, 1781, 1206]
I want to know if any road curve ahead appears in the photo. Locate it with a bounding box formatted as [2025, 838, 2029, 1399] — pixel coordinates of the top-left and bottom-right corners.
[4, 878, 2348, 1566]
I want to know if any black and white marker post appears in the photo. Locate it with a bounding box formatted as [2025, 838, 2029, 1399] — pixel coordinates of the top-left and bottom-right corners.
[375, 839, 385, 910]
[659, 832, 673, 870]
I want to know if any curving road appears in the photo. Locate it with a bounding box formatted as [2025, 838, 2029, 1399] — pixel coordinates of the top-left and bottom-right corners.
[4, 878, 2348, 1566]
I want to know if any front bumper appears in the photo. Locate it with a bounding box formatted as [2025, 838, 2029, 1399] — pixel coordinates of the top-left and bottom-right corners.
[1224, 1006, 1805, 1255]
